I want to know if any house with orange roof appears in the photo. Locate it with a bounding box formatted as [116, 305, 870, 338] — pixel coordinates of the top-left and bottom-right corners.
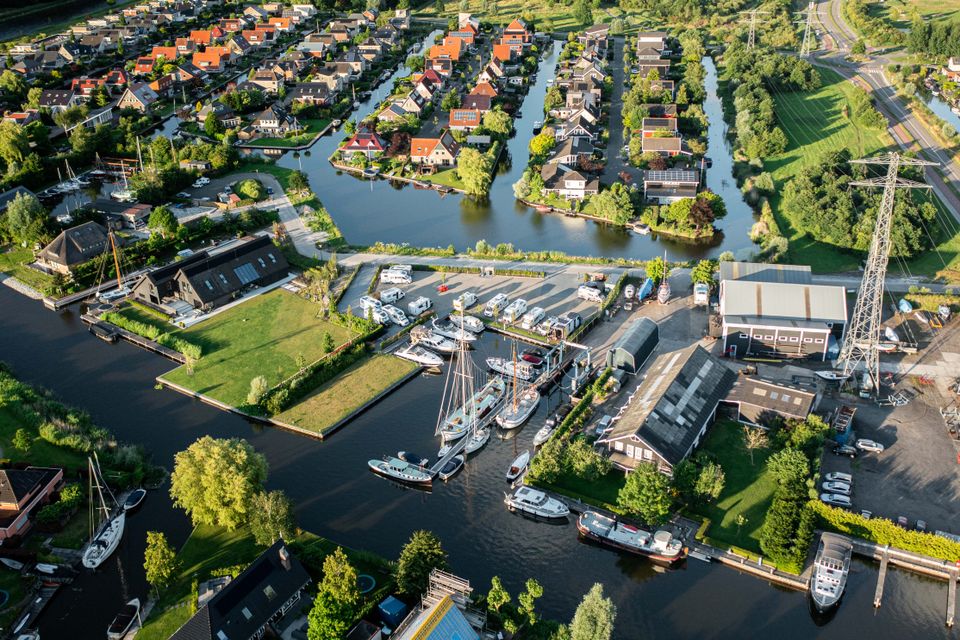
[219, 18, 244, 33]
[175, 38, 195, 55]
[504, 18, 532, 43]
[134, 56, 156, 75]
[428, 37, 463, 62]
[470, 81, 498, 98]
[412, 69, 445, 90]
[448, 21, 477, 46]
[267, 17, 292, 31]
[189, 30, 214, 46]
[192, 49, 228, 73]
[448, 108, 482, 131]
[150, 46, 179, 62]
[70, 76, 107, 98]
[492, 43, 513, 63]
[242, 29, 269, 46]
[410, 129, 460, 167]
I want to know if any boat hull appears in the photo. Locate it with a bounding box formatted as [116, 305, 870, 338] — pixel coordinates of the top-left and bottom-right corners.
[82, 512, 126, 570]
[368, 461, 433, 487]
[575, 520, 685, 564]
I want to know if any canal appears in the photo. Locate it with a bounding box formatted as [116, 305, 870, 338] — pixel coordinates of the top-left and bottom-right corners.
[0, 288, 953, 640]
[264, 39, 757, 261]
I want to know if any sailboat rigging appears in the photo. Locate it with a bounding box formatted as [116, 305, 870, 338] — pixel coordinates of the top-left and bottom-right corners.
[496, 341, 540, 429]
[82, 454, 126, 570]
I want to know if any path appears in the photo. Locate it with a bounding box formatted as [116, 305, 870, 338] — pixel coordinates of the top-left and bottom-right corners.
[600, 37, 630, 185]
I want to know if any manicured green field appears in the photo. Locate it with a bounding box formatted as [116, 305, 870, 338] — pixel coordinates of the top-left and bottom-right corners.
[0, 245, 55, 295]
[274, 354, 418, 434]
[868, 0, 960, 29]
[162, 290, 356, 407]
[689, 420, 777, 555]
[419, 0, 656, 33]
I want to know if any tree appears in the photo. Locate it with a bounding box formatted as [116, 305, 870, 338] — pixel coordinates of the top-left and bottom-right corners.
[322, 331, 335, 353]
[143, 531, 179, 595]
[590, 184, 633, 225]
[148, 205, 179, 238]
[569, 583, 616, 640]
[247, 375, 268, 405]
[308, 547, 360, 640]
[572, 0, 592, 25]
[406, 54, 424, 72]
[456, 147, 493, 196]
[517, 578, 543, 626]
[617, 462, 672, 524]
[289, 170, 309, 193]
[5, 192, 45, 245]
[482, 107, 512, 137]
[767, 447, 809, 489]
[487, 576, 510, 613]
[0, 120, 29, 168]
[645, 255, 666, 284]
[12, 428, 31, 453]
[24, 87, 42, 110]
[441, 91, 461, 111]
[169, 436, 268, 529]
[528, 129, 556, 159]
[567, 438, 612, 481]
[249, 490, 296, 546]
[690, 259, 716, 287]
[742, 426, 768, 465]
[205, 113, 225, 137]
[396, 530, 449, 596]
[694, 461, 725, 501]
[852, 39, 866, 55]
[0, 70, 26, 99]
[237, 179, 264, 200]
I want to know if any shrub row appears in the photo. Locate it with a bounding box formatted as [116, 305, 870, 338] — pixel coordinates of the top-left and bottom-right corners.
[39, 421, 111, 453]
[102, 312, 203, 360]
[904, 292, 960, 313]
[262, 343, 370, 414]
[36, 483, 83, 525]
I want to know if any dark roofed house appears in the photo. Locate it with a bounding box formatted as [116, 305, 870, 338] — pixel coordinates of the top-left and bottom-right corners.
[642, 169, 700, 204]
[640, 103, 678, 118]
[540, 162, 599, 200]
[641, 135, 683, 157]
[132, 251, 209, 308]
[461, 94, 491, 112]
[605, 318, 659, 374]
[170, 540, 311, 640]
[0, 467, 63, 541]
[37, 221, 109, 275]
[598, 345, 737, 473]
[173, 236, 290, 311]
[38, 89, 77, 112]
[720, 376, 817, 427]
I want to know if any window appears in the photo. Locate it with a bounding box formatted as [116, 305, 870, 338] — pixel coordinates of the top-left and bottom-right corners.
[625, 444, 634, 458]
[263, 585, 277, 601]
[814, 338, 824, 344]
[234, 263, 259, 285]
[268, 253, 277, 263]
[789, 337, 799, 343]
[218, 273, 228, 285]
[241, 607, 253, 620]
[779, 336, 788, 342]
[258, 257, 266, 268]
[739, 333, 749, 339]
[204, 280, 213, 291]
[765, 335, 774, 341]
[803, 338, 813, 343]
[643, 449, 653, 460]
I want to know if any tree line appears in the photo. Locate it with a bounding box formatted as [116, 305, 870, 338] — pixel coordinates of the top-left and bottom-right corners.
[907, 19, 960, 57]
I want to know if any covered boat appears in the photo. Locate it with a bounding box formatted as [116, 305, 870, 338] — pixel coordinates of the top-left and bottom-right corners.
[486, 357, 536, 381]
[411, 328, 457, 354]
[437, 455, 464, 481]
[368, 456, 433, 487]
[810, 533, 853, 612]
[504, 486, 569, 519]
[576, 511, 686, 563]
[431, 319, 477, 342]
[107, 598, 141, 639]
[395, 344, 444, 368]
[447, 314, 485, 333]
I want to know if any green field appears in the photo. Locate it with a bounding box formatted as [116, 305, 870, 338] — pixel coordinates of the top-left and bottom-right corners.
[0, 245, 55, 295]
[868, 0, 960, 29]
[274, 354, 418, 434]
[418, 0, 656, 33]
[161, 290, 356, 407]
[689, 421, 777, 555]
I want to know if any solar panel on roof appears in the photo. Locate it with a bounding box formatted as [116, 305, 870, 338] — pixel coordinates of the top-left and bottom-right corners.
[234, 263, 259, 285]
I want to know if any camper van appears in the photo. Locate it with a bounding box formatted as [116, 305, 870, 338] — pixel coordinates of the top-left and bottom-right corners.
[577, 284, 604, 303]
[521, 307, 546, 330]
[380, 287, 406, 304]
[453, 291, 478, 312]
[380, 269, 412, 285]
[484, 293, 509, 318]
[407, 296, 432, 316]
[500, 299, 528, 324]
[693, 282, 710, 306]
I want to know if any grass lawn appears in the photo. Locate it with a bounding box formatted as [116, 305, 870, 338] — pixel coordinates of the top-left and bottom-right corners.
[161, 290, 356, 407]
[424, 168, 467, 191]
[0, 405, 88, 471]
[419, 1, 657, 33]
[274, 354, 417, 434]
[0, 245, 55, 294]
[868, 0, 960, 29]
[689, 420, 777, 556]
[49, 504, 91, 549]
[247, 118, 331, 148]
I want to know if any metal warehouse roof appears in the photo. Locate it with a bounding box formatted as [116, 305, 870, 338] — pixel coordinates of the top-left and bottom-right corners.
[606, 317, 659, 373]
[720, 280, 847, 324]
[719, 261, 812, 284]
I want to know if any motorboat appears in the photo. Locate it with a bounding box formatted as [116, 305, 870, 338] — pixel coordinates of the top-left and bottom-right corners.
[914, 310, 930, 324]
[497, 387, 541, 429]
[439, 376, 506, 441]
[633, 223, 651, 235]
[521, 348, 545, 366]
[410, 328, 457, 354]
[368, 456, 433, 487]
[107, 598, 141, 639]
[505, 450, 530, 482]
[122, 489, 146, 511]
[395, 344, 444, 368]
[437, 455, 464, 481]
[82, 456, 125, 570]
[486, 357, 535, 381]
[110, 187, 137, 202]
[533, 424, 554, 447]
[432, 318, 477, 342]
[815, 370, 850, 382]
[897, 298, 913, 313]
[884, 326, 900, 342]
[397, 451, 429, 467]
[810, 533, 853, 611]
[447, 314, 485, 333]
[464, 426, 490, 454]
[504, 486, 569, 519]
[576, 511, 686, 563]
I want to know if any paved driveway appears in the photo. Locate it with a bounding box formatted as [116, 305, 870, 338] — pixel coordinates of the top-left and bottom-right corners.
[600, 37, 631, 186]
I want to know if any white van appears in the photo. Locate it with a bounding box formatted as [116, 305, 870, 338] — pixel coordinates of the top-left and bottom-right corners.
[693, 282, 710, 306]
[521, 306, 545, 330]
[389, 264, 413, 273]
[380, 287, 405, 304]
[484, 293, 508, 318]
[381, 269, 412, 285]
[452, 291, 478, 312]
[407, 296, 432, 316]
[577, 285, 604, 303]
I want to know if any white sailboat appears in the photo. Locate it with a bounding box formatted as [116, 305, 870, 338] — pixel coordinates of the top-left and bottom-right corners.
[496, 342, 540, 429]
[82, 455, 125, 570]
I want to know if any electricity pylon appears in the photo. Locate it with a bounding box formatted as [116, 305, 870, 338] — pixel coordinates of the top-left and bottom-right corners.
[740, 9, 769, 50]
[837, 153, 938, 395]
[798, 2, 816, 58]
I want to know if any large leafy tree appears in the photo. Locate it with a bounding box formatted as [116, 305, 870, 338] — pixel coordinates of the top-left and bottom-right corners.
[148, 205, 179, 238]
[690, 259, 716, 286]
[396, 530, 449, 595]
[590, 184, 634, 225]
[569, 583, 616, 640]
[144, 531, 180, 595]
[486, 576, 510, 613]
[456, 147, 493, 197]
[617, 462, 672, 524]
[169, 436, 268, 529]
[0, 121, 29, 168]
[5, 192, 46, 245]
[308, 547, 360, 640]
[482, 107, 512, 138]
[249, 490, 296, 546]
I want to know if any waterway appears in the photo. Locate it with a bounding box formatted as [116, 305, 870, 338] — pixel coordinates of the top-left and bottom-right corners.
[0, 288, 954, 639]
[921, 92, 960, 135]
[260, 40, 757, 261]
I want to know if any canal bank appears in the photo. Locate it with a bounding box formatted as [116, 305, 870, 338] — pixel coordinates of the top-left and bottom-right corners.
[1, 289, 956, 640]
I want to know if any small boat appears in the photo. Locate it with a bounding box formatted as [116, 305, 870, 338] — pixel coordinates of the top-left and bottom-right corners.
[533, 424, 554, 446]
[897, 298, 913, 313]
[107, 598, 141, 639]
[689, 550, 713, 563]
[504, 486, 569, 519]
[497, 387, 541, 429]
[410, 328, 457, 354]
[914, 310, 930, 324]
[447, 314, 485, 333]
[637, 277, 655, 301]
[397, 451, 429, 467]
[464, 426, 490, 454]
[362, 167, 379, 178]
[437, 455, 464, 481]
[332, 119, 342, 127]
[533, 120, 543, 132]
[521, 348, 545, 367]
[437, 444, 452, 459]
[633, 223, 651, 235]
[432, 319, 477, 342]
[486, 357, 535, 381]
[123, 489, 146, 511]
[506, 450, 530, 482]
[576, 511, 686, 563]
[810, 533, 853, 612]
[395, 344, 444, 368]
[369, 456, 433, 486]
[657, 280, 671, 304]
[815, 370, 850, 382]
[876, 342, 898, 352]
[953, 106, 960, 116]
[884, 326, 900, 342]
[440, 376, 506, 441]
[0, 558, 24, 571]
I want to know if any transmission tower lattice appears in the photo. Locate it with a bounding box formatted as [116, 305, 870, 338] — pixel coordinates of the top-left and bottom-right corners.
[799, 2, 816, 58]
[837, 153, 938, 395]
[740, 10, 769, 50]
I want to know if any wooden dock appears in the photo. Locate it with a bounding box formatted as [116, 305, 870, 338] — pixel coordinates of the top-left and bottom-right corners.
[81, 314, 186, 363]
[427, 405, 502, 477]
[948, 568, 958, 627]
[874, 547, 889, 607]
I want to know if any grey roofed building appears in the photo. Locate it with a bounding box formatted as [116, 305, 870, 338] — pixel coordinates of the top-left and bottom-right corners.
[642, 169, 699, 204]
[718, 261, 813, 285]
[719, 280, 846, 325]
[0, 186, 36, 211]
[640, 103, 677, 118]
[131, 250, 209, 307]
[641, 136, 683, 155]
[605, 317, 658, 374]
[170, 540, 311, 640]
[548, 136, 595, 165]
[641, 117, 678, 132]
[720, 376, 817, 427]
[37, 221, 109, 274]
[599, 345, 737, 473]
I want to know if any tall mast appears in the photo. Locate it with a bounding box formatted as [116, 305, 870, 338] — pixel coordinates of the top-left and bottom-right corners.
[512, 341, 518, 410]
[109, 232, 123, 289]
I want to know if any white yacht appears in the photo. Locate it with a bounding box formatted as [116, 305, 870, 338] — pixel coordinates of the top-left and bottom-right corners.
[432, 318, 477, 342]
[82, 455, 125, 570]
[486, 357, 536, 381]
[395, 343, 443, 368]
[411, 328, 457, 354]
[810, 533, 853, 611]
[368, 456, 433, 487]
[533, 424, 554, 446]
[504, 486, 569, 519]
[464, 426, 491, 454]
[447, 314, 485, 333]
[439, 376, 506, 441]
[576, 511, 686, 564]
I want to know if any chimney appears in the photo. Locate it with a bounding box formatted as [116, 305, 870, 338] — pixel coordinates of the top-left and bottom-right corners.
[278, 546, 291, 571]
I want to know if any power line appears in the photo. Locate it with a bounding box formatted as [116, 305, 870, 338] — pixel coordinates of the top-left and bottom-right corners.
[739, 9, 770, 50]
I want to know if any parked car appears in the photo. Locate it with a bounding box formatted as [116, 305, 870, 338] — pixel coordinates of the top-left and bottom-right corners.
[389, 264, 413, 273]
[897, 515, 909, 528]
[832, 444, 858, 458]
[824, 472, 853, 484]
[452, 291, 478, 312]
[822, 481, 851, 495]
[860, 510, 873, 519]
[383, 305, 409, 327]
[693, 282, 710, 306]
[500, 299, 528, 324]
[379, 287, 405, 304]
[591, 415, 612, 438]
[856, 438, 885, 453]
[192, 177, 210, 188]
[407, 296, 432, 316]
[820, 493, 853, 508]
[380, 269, 412, 285]
[917, 519, 928, 532]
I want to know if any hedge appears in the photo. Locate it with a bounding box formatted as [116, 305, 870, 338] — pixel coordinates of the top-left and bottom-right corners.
[262, 343, 371, 414]
[101, 311, 203, 360]
[904, 292, 960, 314]
[810, 500, 960, 562]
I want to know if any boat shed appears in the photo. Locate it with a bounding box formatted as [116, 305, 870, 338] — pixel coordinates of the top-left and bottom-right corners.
[719, 376, 818, 427]
[605, 317, 658, 373]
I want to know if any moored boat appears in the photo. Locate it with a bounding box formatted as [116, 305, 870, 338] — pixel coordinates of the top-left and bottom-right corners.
[576, 511, 686, 563]
[107, 598, 141, 639]
[533, 424, 554, 446]
[809, 533, 853, 612]
[504, 486, 569, 519]
[497, 387, 540, 429]
[505, 450, 530, 482]
[397, 451, 429, 467]
[82, 455, 125, 570]
[395, 343, 444, 368]
[815, 370, 849, 382]
[368, 456, 433, 487]
[437, 455, 464, 481]
[464, 426, 490, 454]
[486, 357, 535, 381]
[657, 280, 671, 304]
[432, 319, 477, 342]
[439, 376, 506, 441]
[410, 328, 457, 354]
[447, 314, 485, 333]
[123, 489, 146, 511]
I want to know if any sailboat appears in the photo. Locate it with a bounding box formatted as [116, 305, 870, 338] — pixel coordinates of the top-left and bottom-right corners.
[109, 163, 136, 202]
[496, 342, 540, 429]
[97, 231, 131, 303]
[436, 311, 506, 443]
[82, 455, 125, 570]
[656, 251, 671, 304]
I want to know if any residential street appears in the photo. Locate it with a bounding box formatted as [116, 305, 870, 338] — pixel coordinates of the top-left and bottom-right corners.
[600, 36, 630, 185]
